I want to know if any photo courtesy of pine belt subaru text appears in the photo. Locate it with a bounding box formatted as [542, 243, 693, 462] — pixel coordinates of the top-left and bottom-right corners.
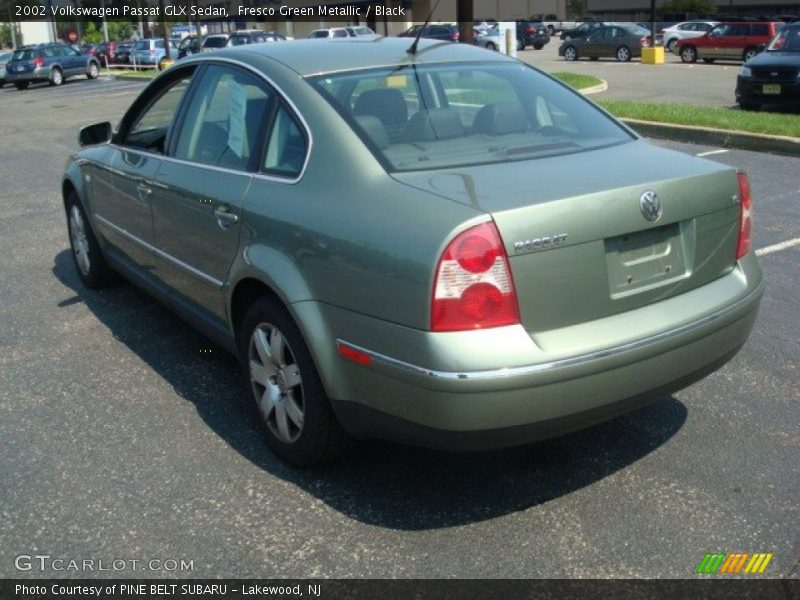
[63, 37, 764, 466]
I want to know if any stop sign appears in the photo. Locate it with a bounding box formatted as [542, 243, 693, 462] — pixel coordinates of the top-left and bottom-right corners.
[67, 31, 77, 42]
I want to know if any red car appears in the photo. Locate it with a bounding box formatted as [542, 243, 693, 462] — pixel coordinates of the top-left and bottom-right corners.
[675, 21, 785, 63]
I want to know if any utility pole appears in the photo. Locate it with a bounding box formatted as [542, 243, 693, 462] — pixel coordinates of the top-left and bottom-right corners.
[101, 0, 109, 42]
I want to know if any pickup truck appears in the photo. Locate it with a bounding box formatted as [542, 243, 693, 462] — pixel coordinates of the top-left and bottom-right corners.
[529, 14, 578, 36]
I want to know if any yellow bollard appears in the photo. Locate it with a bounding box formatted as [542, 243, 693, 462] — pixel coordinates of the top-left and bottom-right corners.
[641, 46, 665, 64]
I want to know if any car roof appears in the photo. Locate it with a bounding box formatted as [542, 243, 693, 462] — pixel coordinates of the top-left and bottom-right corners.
[236, 37, 511, 77]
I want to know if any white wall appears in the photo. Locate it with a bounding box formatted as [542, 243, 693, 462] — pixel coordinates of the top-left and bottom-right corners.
[19, 22, 55, 46]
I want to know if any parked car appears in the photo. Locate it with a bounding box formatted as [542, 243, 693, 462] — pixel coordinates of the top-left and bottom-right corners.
[114, 42, 134, 64]
[91, 41, 126, 65]
[177, 35, 201, 59]
[5, 43, 100, 89]
[200, 34, 230, 51]
[228, 30, 288, 46]
[309, 28, 351, 39]
[397, 23, 460, 42]
[661, 21, 719, 52]
[517, 20, 550, 50]
[560, 24, 651, 62]
[475, 27, 503, 51]
[560, 21, 607, 41]
[736, 22, 800, 110]
[345, 26, 376, 37]
[529, 13, 578, 36]
[65, 38, 763, 466]
[675, 21, 785, 63]
[0, 50, 12, 86]
[132, 38, 178, 70]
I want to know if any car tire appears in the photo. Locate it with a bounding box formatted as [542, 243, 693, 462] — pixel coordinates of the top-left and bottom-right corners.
[547, 25, 555, 36]
[517, 40, 525, 51]
[743, 47, 758, 62]
[616, 45, 631, 62]
[66, 194, 115, 289]
[563, 45, 578, 61]
[86, 61, 99, 79]
[666, 38, 677, 52]
[739, 101, 760, 111]
[49, 67, 63, 86]
[486, 42, 497, 51]
[240, 296, 351, 467]
[15, 81, 29, 90]
[533, 43, 544, 50]
[680, 45, 697, 63]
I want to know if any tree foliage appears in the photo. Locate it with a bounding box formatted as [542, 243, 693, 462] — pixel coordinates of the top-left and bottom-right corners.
[658, 0, 718, 17]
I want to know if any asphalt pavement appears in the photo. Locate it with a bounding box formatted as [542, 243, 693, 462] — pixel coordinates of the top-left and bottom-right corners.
[0, 75, 798, 579]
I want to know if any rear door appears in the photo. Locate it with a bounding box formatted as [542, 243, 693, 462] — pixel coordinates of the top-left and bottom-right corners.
[720, 24, 749, 59]
[150, 63, 275, 318]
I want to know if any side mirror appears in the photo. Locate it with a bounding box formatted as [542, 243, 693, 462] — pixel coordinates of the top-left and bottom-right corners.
[79, 121, 113, 147]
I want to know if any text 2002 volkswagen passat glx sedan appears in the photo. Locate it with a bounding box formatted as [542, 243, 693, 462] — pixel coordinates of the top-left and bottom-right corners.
[64, 38, 763, 466]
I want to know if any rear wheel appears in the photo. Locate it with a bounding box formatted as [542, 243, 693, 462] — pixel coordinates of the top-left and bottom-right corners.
[616, 45, 631, 62]
[15, 81, 29, 90]
[533, 43, 544, 50]
[49, 67, 63, 86]
[66, 194, 115, 289]
[86, 61, 99, 79]
[240, 296, 351, 467]
[486, 42, 497, 51]
[743, 47, 758, 62]
[666, 38, 677, 52]
[680, 45, 697, 63]
[563, 45, 578, 61]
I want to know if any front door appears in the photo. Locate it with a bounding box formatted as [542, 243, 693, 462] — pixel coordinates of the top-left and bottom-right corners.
[150, 63, 276, 318]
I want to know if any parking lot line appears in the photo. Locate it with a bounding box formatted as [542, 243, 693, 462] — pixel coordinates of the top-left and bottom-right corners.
[696, 149, 730, 157]
[756, 238, 800, 257]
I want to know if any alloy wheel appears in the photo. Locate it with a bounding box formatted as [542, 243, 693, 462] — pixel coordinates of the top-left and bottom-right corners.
[616, 46, 631, 62]
[564, 46, 577, 61]
[69, 205, 91, 276]
[249, 322, 305, 444]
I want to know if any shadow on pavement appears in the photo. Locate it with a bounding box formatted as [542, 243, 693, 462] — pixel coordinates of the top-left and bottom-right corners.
[54, 249, 687, 531]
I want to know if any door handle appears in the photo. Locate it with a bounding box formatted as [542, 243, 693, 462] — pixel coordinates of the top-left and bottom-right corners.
[213, 205, 239, 228]
[136, 183, 152, 202]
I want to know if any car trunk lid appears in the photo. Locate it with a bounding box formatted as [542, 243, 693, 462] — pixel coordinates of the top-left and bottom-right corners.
[393, 140, 741, 334]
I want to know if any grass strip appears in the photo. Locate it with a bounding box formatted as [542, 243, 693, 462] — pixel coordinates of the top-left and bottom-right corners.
[550, 72, 603, 90]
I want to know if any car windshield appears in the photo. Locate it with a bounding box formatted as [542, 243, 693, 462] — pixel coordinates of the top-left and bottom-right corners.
[766, 26, 800, 51]
[311, 62, 632, 172]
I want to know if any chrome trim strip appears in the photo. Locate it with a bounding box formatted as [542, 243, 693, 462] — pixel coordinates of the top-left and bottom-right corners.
[336, 280, 764, 382]
[111, 56, 312, 185]
[94, 214, 224, 288]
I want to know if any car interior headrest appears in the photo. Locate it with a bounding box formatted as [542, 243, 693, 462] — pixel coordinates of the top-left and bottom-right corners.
[353, 88, 408, 141]
[472, 102, 529, 136]
[405, 109, 465, 142]
[355, 115, 389, 149]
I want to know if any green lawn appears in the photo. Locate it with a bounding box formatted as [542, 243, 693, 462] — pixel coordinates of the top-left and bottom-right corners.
[596, 99, 800, 138]
[110, 69, 159, 79]
[550, 72, 603, 91]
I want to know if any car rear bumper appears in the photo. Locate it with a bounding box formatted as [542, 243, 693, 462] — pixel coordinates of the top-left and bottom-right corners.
[318, 254, 763, 450]
[5, 67, 50, 82]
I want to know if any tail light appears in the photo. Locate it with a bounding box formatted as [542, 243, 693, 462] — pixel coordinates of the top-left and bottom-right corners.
[736, 172, 752, 259]
[33, 57, 44, 68]
[527, 25, 536, 33]
[451, 31, 459, 41]
[641, 36, 650, 47]
[431, 222, 520, 332]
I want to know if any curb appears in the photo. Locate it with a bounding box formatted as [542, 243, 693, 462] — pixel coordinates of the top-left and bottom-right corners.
[620, 118, 800, 158]
[579, 80, 608, 95]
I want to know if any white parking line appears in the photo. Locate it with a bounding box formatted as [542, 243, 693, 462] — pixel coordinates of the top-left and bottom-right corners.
[696, 149, 729, 157]
[755, 238, 800, 257]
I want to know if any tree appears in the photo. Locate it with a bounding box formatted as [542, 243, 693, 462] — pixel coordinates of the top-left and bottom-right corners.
[1, 22, 20, 48]
[107, 21, 135, 41]
[82, 21, 103, 44]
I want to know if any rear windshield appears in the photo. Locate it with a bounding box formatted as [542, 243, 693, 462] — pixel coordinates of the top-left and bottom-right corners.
[203, 36, 228, 48]
[12, 49, 38, 61]
[310, 62, 633, 172]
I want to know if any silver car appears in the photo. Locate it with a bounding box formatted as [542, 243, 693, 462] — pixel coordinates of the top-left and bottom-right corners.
[662, 21, 719, 52]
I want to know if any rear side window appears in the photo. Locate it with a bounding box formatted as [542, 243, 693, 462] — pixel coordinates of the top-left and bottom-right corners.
[12, 49, 36, 61]
[173, 64, 273, 171]
[752, 24, 769, 36]
[263, 105, 307, 177]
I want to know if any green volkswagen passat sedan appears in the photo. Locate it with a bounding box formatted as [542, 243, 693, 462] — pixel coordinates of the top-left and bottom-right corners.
[63, 38, 763, 466]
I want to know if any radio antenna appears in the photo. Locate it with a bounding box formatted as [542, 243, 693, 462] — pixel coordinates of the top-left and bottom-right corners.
[407, 0, 443, 55]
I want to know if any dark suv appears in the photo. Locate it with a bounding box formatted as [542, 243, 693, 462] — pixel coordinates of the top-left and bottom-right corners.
[517, 20, 550, 50]
[736, 23, 800, 110]
[6, 43, 100, 89]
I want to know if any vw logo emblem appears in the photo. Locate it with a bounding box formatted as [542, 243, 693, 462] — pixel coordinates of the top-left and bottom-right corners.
[640, 191, 662, 222]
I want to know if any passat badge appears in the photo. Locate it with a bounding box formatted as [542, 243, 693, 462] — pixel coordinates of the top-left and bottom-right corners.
[640, 190, 662, 222]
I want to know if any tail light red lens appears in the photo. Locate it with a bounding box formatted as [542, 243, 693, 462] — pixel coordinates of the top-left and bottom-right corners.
[736, 172, 752, 259]
[451, 32, 459, 41]
[33, 57, 44, 68]
[641, 37, 650, 47]
[431, 222, 520, 332]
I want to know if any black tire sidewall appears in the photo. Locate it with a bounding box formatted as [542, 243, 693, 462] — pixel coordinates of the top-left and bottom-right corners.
[66, 194, 112, 289]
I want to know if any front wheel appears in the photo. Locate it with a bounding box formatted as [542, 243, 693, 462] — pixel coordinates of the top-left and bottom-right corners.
[66, 195, 115, 289]
[533, 43, 543, 50]
[680, 45, 697, 63]
[86, 61, 99, 79]
[563, 45, 578, 61]
[240, 297, 351, 467]
[616, 45, 631, 62]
